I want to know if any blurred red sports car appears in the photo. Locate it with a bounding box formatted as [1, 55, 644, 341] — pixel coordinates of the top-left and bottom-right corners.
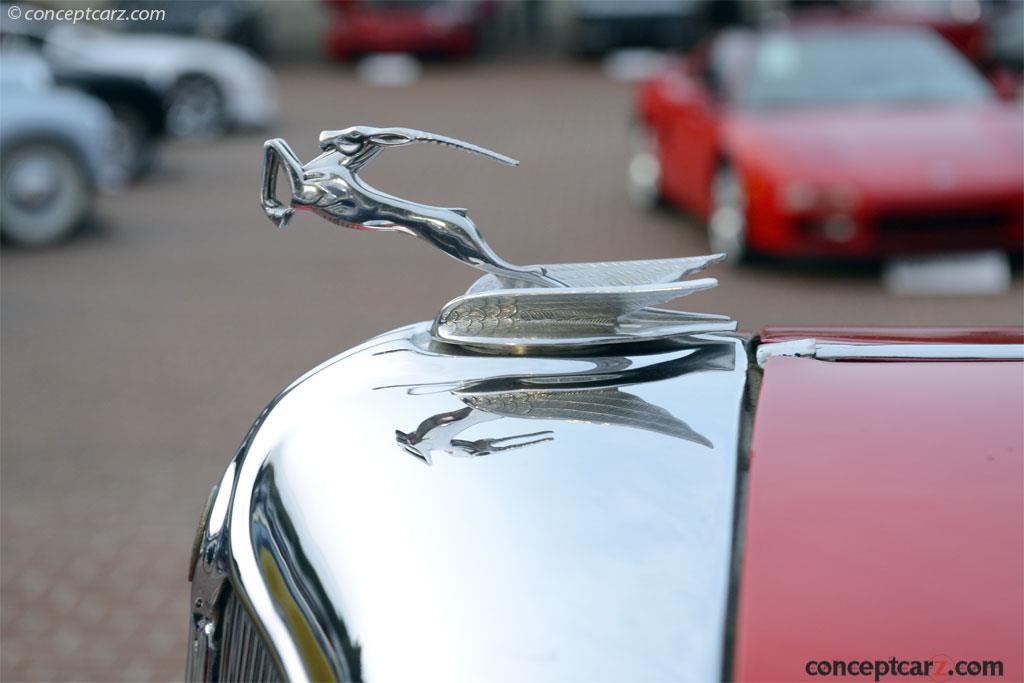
[323, 0, 492, 61]
[633, 24, 1024, 261]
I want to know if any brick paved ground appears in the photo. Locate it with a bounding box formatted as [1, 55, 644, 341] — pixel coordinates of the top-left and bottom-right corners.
[2, 60, 1021, 682]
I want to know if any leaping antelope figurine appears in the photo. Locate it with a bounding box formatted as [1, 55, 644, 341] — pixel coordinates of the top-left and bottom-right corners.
[261, 125, 564, 288]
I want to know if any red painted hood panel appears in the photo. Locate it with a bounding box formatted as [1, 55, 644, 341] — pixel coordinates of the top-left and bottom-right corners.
[761, 325, 1024, 345]
[735, 356, 1023, 681]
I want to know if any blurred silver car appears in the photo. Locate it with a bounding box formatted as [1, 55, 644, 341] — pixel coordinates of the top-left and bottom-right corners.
[0, 54, 113, 246]
[39, 23, 277, 138]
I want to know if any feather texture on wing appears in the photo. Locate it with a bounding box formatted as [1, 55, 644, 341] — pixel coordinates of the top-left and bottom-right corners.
[434, 279, 736, 346]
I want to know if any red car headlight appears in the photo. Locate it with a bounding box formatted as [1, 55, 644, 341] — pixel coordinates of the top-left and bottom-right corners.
[778, 181, 860, 213]
[795, 213, 859, 244]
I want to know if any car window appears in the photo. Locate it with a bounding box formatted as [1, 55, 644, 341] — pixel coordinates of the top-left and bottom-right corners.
[741, 27, 994, 109]
[707, 30, 754, 104]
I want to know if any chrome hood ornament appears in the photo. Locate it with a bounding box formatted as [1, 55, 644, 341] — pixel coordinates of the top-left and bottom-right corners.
[261, 125, 735, 351]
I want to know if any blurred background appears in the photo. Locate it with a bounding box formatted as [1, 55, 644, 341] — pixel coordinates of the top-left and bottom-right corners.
[1, 0, 1021, 680]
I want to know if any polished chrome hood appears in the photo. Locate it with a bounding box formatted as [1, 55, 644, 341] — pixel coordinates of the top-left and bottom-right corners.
[189, 125, 750, 682]
[199, 323, 749, 681]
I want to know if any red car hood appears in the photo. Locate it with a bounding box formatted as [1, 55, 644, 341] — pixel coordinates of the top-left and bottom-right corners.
[727, 104, 1024, 200]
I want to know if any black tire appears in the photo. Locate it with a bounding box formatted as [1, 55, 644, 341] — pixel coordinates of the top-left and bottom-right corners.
[165, 75, 226, 138]
[107, 103, 158, 183]
[0, 140, 92, 247]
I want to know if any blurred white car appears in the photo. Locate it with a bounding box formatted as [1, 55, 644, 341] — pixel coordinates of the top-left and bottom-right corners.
[1, 54, 114, 246]
[41, 24, 278, 137]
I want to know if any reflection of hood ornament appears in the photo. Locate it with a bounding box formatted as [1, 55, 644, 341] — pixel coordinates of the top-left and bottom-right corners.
[261, 125, 735, 352]
[388, 343, 733, 464]
[395, 406, 555, 465]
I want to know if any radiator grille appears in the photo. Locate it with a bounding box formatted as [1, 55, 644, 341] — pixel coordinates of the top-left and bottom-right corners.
[877, 212, 1005, 233]
[187, 588, 281, 682]
[218, 591, 281, 683]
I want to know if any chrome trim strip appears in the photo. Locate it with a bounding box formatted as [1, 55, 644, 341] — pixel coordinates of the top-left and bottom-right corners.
[756, 339, 1024, 368]
[815, 343, 1024, 361]
[221, 323, 749, 681]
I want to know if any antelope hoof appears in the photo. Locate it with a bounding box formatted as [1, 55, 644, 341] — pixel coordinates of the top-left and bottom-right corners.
[266, 205, 295, 229]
